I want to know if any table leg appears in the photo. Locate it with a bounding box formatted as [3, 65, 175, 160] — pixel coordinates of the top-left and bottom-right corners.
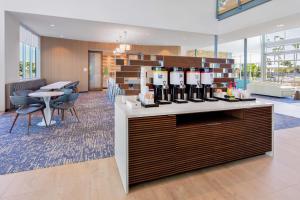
[37, 96, 56, 126]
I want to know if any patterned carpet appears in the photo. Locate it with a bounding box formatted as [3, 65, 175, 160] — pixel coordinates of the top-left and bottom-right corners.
[274, 113, 300, 130]
[0, 92, 114, 175]
[0, 91, 299, 175]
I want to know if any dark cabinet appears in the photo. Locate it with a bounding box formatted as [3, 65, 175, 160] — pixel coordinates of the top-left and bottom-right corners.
[128, 107, 272, 186]
[128, 115, 176, 185]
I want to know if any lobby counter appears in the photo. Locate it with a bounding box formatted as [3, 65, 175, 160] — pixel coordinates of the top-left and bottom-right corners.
[114, 97, 274, 193]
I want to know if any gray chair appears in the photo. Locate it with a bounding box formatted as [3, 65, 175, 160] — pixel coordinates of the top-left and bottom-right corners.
[61, 88, 73, 95]
[9, 96, 47, 134]
[13, 89, 45, 107]
[13, 90, 33, 97]
[50, 93, 80, 122]
[65, 81, 79, 93]
[50, 88, 73, 115]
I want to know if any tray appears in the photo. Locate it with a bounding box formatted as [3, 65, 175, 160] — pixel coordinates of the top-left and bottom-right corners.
[214, 96, 239, 102]
[237, 98, 256, 101]
[141, 103, 159, 108]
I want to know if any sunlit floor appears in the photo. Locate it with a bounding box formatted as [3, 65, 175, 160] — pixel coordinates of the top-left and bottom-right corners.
[256, 95, 300, 118]
[1, 126, 300, 200]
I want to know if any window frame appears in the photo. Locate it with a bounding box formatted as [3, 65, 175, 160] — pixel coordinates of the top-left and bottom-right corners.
[19, 26, 40, 80]
[216, 0, 271, 21]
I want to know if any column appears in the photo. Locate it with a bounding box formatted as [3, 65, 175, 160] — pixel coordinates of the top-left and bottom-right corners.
[261, 34, 266, 81]
[244, 38, 248, 90]
[0, 8, 5, 112]
[214, 35, 218, 58]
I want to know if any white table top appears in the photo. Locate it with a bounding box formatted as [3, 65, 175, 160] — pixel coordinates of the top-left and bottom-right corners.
[115, 96, 274, 118]
[29, 91, 64, 98]
[40, 81, 71, 90]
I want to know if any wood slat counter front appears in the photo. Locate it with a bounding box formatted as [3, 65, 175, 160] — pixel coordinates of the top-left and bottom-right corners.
[114, 97, 274, 193]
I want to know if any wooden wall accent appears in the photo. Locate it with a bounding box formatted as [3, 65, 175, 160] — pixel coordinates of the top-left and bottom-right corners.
[128, 106, 272, 185]
[115, 55, 235, 95]
[129, 60, 160, 66]
[41, 37, 89, 92]
[116, 65, 141, 95]
[41, 37, 180, 92]
[164, 56, 203, 68]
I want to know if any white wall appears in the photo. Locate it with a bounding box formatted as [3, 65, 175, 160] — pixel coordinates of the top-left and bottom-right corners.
[5, 12, 20, 83]
[0, 4, 6, 112]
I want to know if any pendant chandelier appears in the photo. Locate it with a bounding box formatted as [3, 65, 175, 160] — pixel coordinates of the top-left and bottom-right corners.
[113, 31, 131, 54]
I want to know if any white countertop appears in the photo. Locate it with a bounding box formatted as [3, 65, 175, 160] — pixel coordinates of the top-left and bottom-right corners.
[115, 96, 273, 118]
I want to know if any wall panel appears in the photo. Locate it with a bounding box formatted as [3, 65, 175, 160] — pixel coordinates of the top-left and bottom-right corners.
[41, 36, 180, 92]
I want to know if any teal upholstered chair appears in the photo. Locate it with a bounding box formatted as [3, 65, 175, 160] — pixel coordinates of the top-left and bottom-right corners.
[50, 93, 80, 122]
[61, 88, 73, 95]
[64, 81, 79, 93]
[9, 96, 47, 134]
[13, 90, 33, 97]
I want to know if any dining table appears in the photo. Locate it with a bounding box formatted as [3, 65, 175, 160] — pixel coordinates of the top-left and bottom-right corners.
[29, 91, 64, 126]
[40, 81, 71, 90]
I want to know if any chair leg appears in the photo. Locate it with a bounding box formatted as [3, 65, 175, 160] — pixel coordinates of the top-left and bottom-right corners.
[41, 109, 48, 127]
[28, 114, 31, 126]
[62, 110, 65, 121]
[72, 107, 80, 122]
[70, 109, 73, 116]
[27, 114, 31, 134]
[9, 114, 19, 133]
[57, 109, 60, 115]
[50, 108, 55, 125]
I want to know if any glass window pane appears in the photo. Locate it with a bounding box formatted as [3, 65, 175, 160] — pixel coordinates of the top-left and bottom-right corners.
[31, 47, 36, 78]
[241, 0, 252, 4]
[266, 32, 285, 43]
[284, 44, 295, 51]
[218, 0, 238, 14]
[19, 43, 23, 78]
[284, 53, 295, 61]
[247, 36, 262, 82]
[285, 28, 300, 40]
[19, 26, 40, 80]
[25, 45, 30, 79]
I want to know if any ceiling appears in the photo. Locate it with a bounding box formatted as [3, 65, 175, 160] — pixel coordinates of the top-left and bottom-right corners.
[5, 0, 300, 48]
[10, 12, 214, 47]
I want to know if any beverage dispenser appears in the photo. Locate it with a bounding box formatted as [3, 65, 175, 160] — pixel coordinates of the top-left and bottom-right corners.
[186, 68, 204, 102]
[170, 67, 188, 103]
[153, 67, 172, 104]
[201, 68, 218, 101]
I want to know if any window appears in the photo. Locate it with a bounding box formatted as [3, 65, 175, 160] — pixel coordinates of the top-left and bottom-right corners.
[218, 0, 238, 14]
[217, 0, 271, 20]
[19, 26, 40, 79]
[264, 28, 300, 85]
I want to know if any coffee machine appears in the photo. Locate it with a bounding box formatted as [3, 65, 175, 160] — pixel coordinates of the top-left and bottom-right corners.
[186, 68, 204, 102]
[201, 68, 218, 101]
[170, 67, 188, 103]
[152, 67, 172, 104]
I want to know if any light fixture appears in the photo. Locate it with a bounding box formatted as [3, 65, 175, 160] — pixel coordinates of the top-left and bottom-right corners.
[50, 24, 55, 27]
[119, 44, 131, 52]
[113, 31, 131, 54]
[276, 24, 285, 28]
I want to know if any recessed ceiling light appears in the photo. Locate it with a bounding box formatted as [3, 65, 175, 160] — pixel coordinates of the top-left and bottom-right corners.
[50, 24, 55, 27]
[276, 24, 285, 28]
